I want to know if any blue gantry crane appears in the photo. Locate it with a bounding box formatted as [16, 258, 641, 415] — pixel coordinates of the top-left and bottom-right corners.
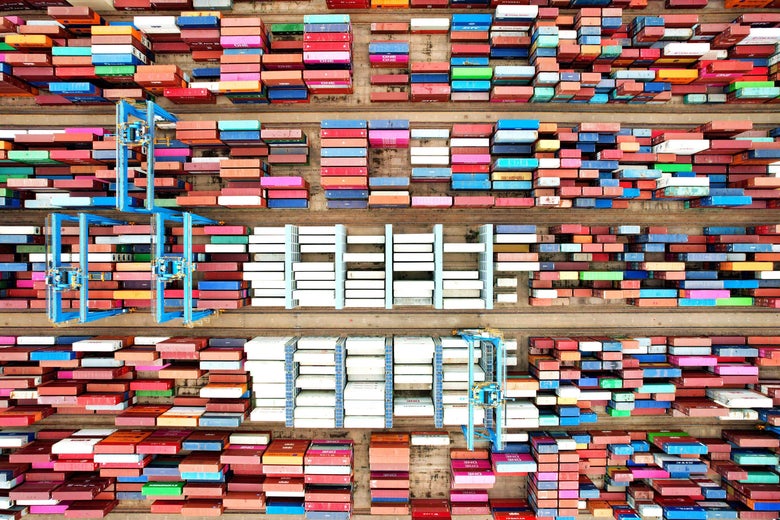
[151, 211, 217, 327]
[115, 99, 178, 214]
[46, 100, 218, 327]
[46, 212, 129, 325]
[455, 328, 509, 452]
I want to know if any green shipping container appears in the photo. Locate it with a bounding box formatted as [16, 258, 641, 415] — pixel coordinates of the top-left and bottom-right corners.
[135, 390, 174, 397]
[646, 431, 689, 443]
[654, 163, 693, 173]
[531, 87, 555, 102]
[451, 67, 493, 81]
[612, 391, 635, 402]
[600, 45, 622, 59]
[726, 81, 775, 93]
[142, 482, 185, 496]
[271, 23, 304, 35]
[740, 471, 780, 484]
[211, 235, 249, 245]
[599, 378, 622, 389]
[0, 174, 29, 183]
[579, 271, 623, 281]
[16, 245, 45, 253]
[715, 297, 753, 306]
[95, 65, 136, 77]
[154, 198, 180, 208]
[8, 150, 60, 165]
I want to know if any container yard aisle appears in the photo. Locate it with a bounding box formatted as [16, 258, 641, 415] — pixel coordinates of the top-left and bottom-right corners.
[0, 0, 779, 519]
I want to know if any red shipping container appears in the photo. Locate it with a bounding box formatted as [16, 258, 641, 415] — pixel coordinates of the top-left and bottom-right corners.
[410, 62, 449, 73]
[450, 43, 490, 56]
[410, 83, 450, 102]
[112, 0, 152, 9]
[303, 33, 352, 43]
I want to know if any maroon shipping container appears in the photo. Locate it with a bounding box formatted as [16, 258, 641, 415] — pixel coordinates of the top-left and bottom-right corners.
[164, 88, 216, 104]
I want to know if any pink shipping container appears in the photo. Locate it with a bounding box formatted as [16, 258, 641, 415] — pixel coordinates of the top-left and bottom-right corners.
[220, 73, 262, 82]
[453, 196, 495, 207]
[219, 36, 266, 49]
[260, 176, 308, 189]
[683, 290, 732, 299]
[65, 127, 105, 136]
[303, 51, 351, 65]
[155, 148, 192, 158]
[450, 490, 489, 502]
[368, 130, 409, 148]
[411, 196, 452, 208]
[369, 54, 409, 65]
[451, 154, 491, 164]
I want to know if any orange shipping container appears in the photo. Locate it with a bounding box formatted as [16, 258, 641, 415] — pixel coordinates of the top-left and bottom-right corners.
[261, 70, 304, 87]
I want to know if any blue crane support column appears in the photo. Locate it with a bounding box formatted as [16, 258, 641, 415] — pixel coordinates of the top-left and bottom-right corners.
[480, 339, 496, 433]
[152, 211, 218, 326]
[334, 336, 346, 428]
[433, 336, 443, 428]
[46, 212, 128, 325]
[284, 337, 299, 428]
[468, 335, 476, 448]
[384, 336, 393, 428]
[457, 329, 508, 452]
[116, 100, 178, 214]
[46, 213, 77, 325]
